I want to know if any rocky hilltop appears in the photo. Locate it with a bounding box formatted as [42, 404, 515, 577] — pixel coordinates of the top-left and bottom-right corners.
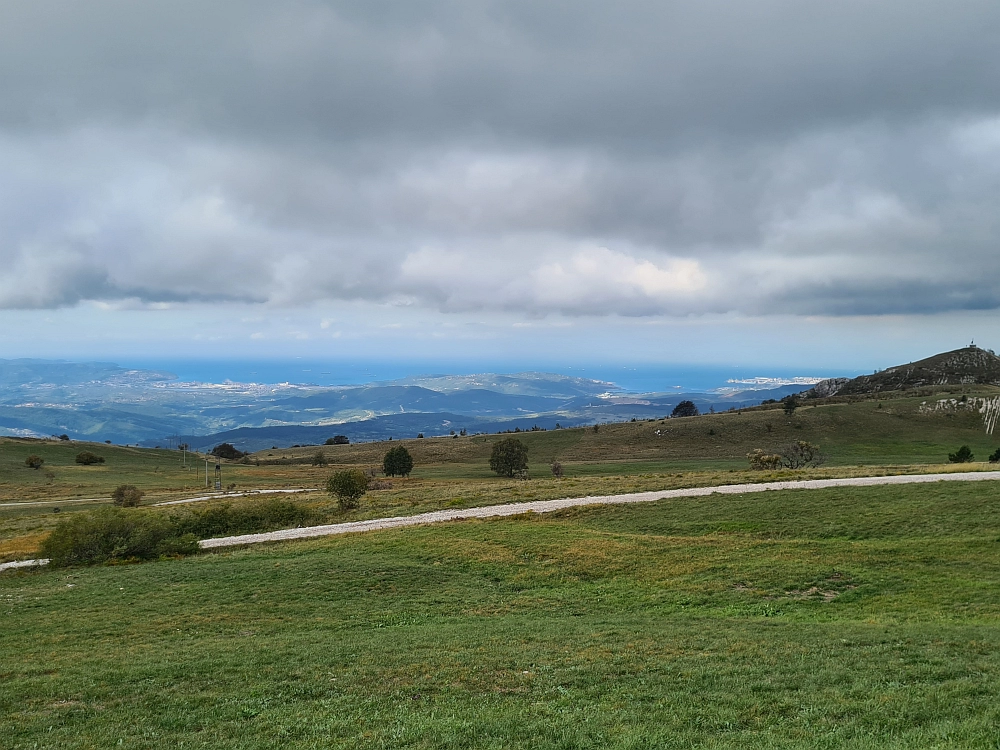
[805, 345, 1000, 398]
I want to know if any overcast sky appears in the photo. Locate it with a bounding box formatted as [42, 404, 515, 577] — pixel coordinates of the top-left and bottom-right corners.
[2, 1, 999, 370]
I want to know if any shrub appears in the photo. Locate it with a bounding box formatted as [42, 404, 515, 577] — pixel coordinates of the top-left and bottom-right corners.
[990, 448, 1000, 464]
[490, 438, 528, 478]
[58, 434, 70, 441]
[782, 396, 799, 416]
[325, 435, 349, 445]
[111, 484, 144, 507]
[25, 455, 44, 469]
[327, 469, 368, 510]
[948, 445, 975, 463]
[780, 441, 825, 469]
[41, 507, 194, 567]
[671, 400, 699, 418]
[75, 451, 105, 465]
[383, 446, 414, 477]
[747, 449, 783, 470]
[551, 461, 564, 478]
[211, 443, 246, 460]
[171, 498, 318, 538]
[311, 451, 328, 467]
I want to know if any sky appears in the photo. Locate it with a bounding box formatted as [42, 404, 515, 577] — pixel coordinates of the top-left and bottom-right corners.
[2, 1, 1000, 372]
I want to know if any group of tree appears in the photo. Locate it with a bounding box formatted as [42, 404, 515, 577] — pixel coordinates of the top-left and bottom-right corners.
[325, 435, 350, 445]
[211, 443, 246, 460]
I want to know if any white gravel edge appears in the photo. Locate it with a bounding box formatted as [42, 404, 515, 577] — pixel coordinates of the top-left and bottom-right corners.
[4, 470, 998, 571]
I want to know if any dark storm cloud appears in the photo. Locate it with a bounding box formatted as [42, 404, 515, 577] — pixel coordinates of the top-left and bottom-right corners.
[1, 1, 999, 316]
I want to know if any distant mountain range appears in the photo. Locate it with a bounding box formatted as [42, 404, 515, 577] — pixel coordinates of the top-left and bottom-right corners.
[0, 358, 812, 450]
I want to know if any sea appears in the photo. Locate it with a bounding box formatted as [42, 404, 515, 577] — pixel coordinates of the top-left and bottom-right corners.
[121, 359, 861, 394]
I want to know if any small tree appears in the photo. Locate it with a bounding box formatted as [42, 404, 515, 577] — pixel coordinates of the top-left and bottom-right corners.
[551, 461, 564, 478]
[111, 484, 144, 507]
[383, 446, 414, 477]
[326, 469, 367, 510]
[989, 448, 1000, 464]
[671, 400, 699, 418]
[782, 395, 799, 416]
[948, 445, 975, 463]
[25, 455, 44, 470]
[311, 451, 328, 467]
[780, 441, 825, 469]
[489, 438, 528, 478]
[325, 435, 350, 445]
[75, 451, 105, 465]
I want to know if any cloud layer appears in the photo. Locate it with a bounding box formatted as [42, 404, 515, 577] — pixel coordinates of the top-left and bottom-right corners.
[2, 1, 1000, 317]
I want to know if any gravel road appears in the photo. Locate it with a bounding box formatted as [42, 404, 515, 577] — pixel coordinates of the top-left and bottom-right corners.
[198, 469, 1000, 549]
[3, 469, 997, 572]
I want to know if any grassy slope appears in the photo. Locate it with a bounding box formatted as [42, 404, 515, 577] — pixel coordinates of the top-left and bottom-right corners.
[3, 480, 1000, 748]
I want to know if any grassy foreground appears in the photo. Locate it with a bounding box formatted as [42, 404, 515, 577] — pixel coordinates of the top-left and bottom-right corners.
[3, 479, 1000, 748]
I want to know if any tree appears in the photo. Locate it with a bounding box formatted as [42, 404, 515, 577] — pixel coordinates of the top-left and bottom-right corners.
[948, 445, 975, 463]
[75, 451, 105, 465]
[990, 448, 1000, 464]
[489, 438, 528, 478]
[671, 400, 699, 418]
[25, 455, 44, 470]
[58, 434, 69, 441]
[325, 435, 350, 445]
[311, 451, 328, 467]
[782, 395, 799, 416]
[111, 484, 144, 507]
[326, 469, 367, 510]
[211, 443, 246, 460]
[551, 461, 564, 478]
[383, 446, 414, 477]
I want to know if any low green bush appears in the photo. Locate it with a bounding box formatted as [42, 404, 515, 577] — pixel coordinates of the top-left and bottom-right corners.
[41, 507, 194, 567]
[75, 451, 105, 465]
[171, 498, 320, 538]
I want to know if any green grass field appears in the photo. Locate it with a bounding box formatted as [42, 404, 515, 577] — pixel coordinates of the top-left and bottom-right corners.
[3, 479, 1000, 748]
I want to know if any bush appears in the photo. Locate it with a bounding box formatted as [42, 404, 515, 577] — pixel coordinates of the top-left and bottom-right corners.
[780, 440, 825, 469]
[25, 455, 44, 469]
[990, 448, 1000, 464]
[489, 438, 528, 478]
[325, 435, 350, 445]
[75, 451, 105, 465]
[747, 449, 783, 470]
[171, 498, 319, 538]
[211, 443, 246, 460]
[551, 461, 564, 478]
[327, 469, 368, 510]
[671, 400, 699, 418]
[41, 507, 195, 567]
[383, 446, 414, 477]
[948, 445, 975, 463]
[111, 484, 144, 507]
[311, 451, 328, 467]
